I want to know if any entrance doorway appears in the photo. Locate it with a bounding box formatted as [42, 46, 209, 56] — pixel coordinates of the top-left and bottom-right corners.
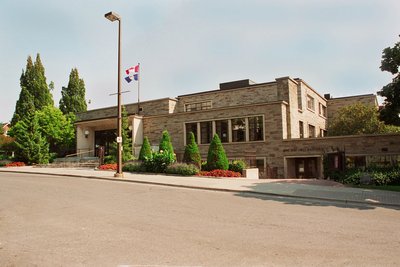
[95, 130, 116, 156]
[294, 157, 318, 178]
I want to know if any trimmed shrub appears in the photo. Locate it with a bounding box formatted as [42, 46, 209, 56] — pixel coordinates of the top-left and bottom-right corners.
[183, 132, 201, 168]
[159, 130, 175, 156]
[166, 163, 199, 176]
[229, 159, 247, 174]
[123, 162, 146, 172]
[143, 150, 175, 173]
[206, 134, 229, 171]
[104, 155, 116, 164]
[139, 137, 152, 161]
[197, 169, 241, 178]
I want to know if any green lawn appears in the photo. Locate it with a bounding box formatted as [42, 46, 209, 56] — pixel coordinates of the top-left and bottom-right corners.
[355, 185, 400, 192]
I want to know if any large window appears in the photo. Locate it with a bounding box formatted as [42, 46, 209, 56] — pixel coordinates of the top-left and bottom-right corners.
[319, 103, 327, 117]
[185, 101, 212, 112]
[231, 118, 246, 142]
[307, 95, 315, 111]
[308, 124, 316, 138]
[200, 121, 212, 144]
[215, 120, 229, 143]
[249, 116, 264, 141]
[299, 121, 304, 138]
[185, 123, 198, 143]
[186, 115, 264, 145]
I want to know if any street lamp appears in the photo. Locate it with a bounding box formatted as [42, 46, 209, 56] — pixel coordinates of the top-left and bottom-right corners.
[105, 11, 123, 177]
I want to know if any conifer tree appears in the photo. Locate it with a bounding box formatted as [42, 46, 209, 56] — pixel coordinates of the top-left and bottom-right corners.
[121, 106, 133, 162]
[31, 54, 53, 109]
[183, 132, 201, 168]
[139, 137, 152, 160]
[59, 68, 87, 114]
[159, 130, 175, 155]
[206, 134, 229, 170]
[11, 115, 50, 164]
[11, 57, 35, 125]
[11, 54, 53, 125]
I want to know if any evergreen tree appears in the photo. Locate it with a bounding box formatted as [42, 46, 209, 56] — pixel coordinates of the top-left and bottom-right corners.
[206, 134, 229, 171]
[11, 57, 35, 126]
[121, 106, 133, 162]
[11, 115, 50, 164]
[11, 54, 53, 125]
[139, 137, 152, 160]
[31, 54, 53, 109]
[158, 130, 174, 155]
[183, 132, 201, 168]
[378, 37, 400, 126]
[59, 68, 87, 114]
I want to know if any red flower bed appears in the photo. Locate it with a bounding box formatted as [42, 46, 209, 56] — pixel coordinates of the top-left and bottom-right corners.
[6, 162, 26, 167]
[197, 169, 241, 178]
[98, 164, 117, 170]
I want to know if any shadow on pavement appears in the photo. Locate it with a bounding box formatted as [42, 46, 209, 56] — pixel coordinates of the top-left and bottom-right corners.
[235, 184, 400, 211]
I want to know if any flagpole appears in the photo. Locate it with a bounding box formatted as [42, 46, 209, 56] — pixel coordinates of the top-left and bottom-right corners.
[137, 63, 140, 114]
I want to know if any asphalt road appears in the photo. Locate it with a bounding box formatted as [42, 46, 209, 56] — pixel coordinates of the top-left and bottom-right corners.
[1, 172, 399, 266]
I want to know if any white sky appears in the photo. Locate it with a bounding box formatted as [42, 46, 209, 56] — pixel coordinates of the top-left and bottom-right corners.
[1, 0, 399, 122]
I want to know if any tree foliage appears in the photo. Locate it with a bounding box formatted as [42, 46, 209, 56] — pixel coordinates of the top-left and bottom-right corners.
[121, 106, 133, 162]
[11, 115, 50, 164]
[378, 37, 400, 126]
[159, 130, 175, 156]
[11, 54, 53, 126]
[139, 136, 152, 160]
[183, 132, 201, 168]
[59, 68, 87, 114]
[206, 134, 229, 171]
[35, 106, 75, 156]
[328, 103, 386, 136]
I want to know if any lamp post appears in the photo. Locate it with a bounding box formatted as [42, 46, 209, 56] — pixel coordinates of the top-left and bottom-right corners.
[105, 11, 123, 177]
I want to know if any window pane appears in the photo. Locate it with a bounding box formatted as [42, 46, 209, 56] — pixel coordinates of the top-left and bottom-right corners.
[308, 125, 315, 138]
[215, 120, 229, 143]
[232, 118, 246, 142]
[200, 121, 212, 144]
[249, 116, 264, 141]
[299, 121, 304, 138]
[185, 123, 197, 144]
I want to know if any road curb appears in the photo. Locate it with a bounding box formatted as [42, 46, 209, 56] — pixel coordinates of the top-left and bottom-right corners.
[1, 169, 399, 208]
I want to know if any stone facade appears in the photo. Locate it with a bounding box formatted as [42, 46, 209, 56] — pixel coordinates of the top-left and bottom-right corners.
[75, 76, 400, 178]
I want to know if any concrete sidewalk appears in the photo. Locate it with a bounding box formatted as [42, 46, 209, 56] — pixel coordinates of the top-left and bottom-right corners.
[1, 166, 400, 207]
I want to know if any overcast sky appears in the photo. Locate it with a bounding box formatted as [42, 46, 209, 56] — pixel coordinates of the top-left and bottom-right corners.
[1, 0, 399, 122]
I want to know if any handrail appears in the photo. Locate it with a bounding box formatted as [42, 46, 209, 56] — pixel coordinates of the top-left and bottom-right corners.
[66, 149, 96, 158]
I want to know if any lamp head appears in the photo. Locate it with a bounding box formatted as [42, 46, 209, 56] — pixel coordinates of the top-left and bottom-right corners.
[105, 11, 121, 22]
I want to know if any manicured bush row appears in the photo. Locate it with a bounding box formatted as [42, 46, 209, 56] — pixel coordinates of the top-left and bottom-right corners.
[166, 163, 199, 176]
[328, 165, 400, 186]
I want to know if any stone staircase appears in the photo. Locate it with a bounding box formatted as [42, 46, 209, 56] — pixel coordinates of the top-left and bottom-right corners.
[36, 156, 100, 169]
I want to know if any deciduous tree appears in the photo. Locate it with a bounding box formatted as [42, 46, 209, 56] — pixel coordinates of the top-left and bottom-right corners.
[378, 37, 400, 126]
[328, 103, 386, 136]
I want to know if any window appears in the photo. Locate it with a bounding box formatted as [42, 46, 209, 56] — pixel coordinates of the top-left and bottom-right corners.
[231, 118, 246, 142]
[307, 95, 315, 111]
[319, 103, 327, 117]
[320, 129, 327, 137]
[200, 121, 213, 144]
[185, 123, 198, 144]
[299, 121, 304, 138]
[185, 101, 212, 112]
[215, 120, 229, 143]
[249, 116, 264, 141]
[308, 124, 316, 138]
